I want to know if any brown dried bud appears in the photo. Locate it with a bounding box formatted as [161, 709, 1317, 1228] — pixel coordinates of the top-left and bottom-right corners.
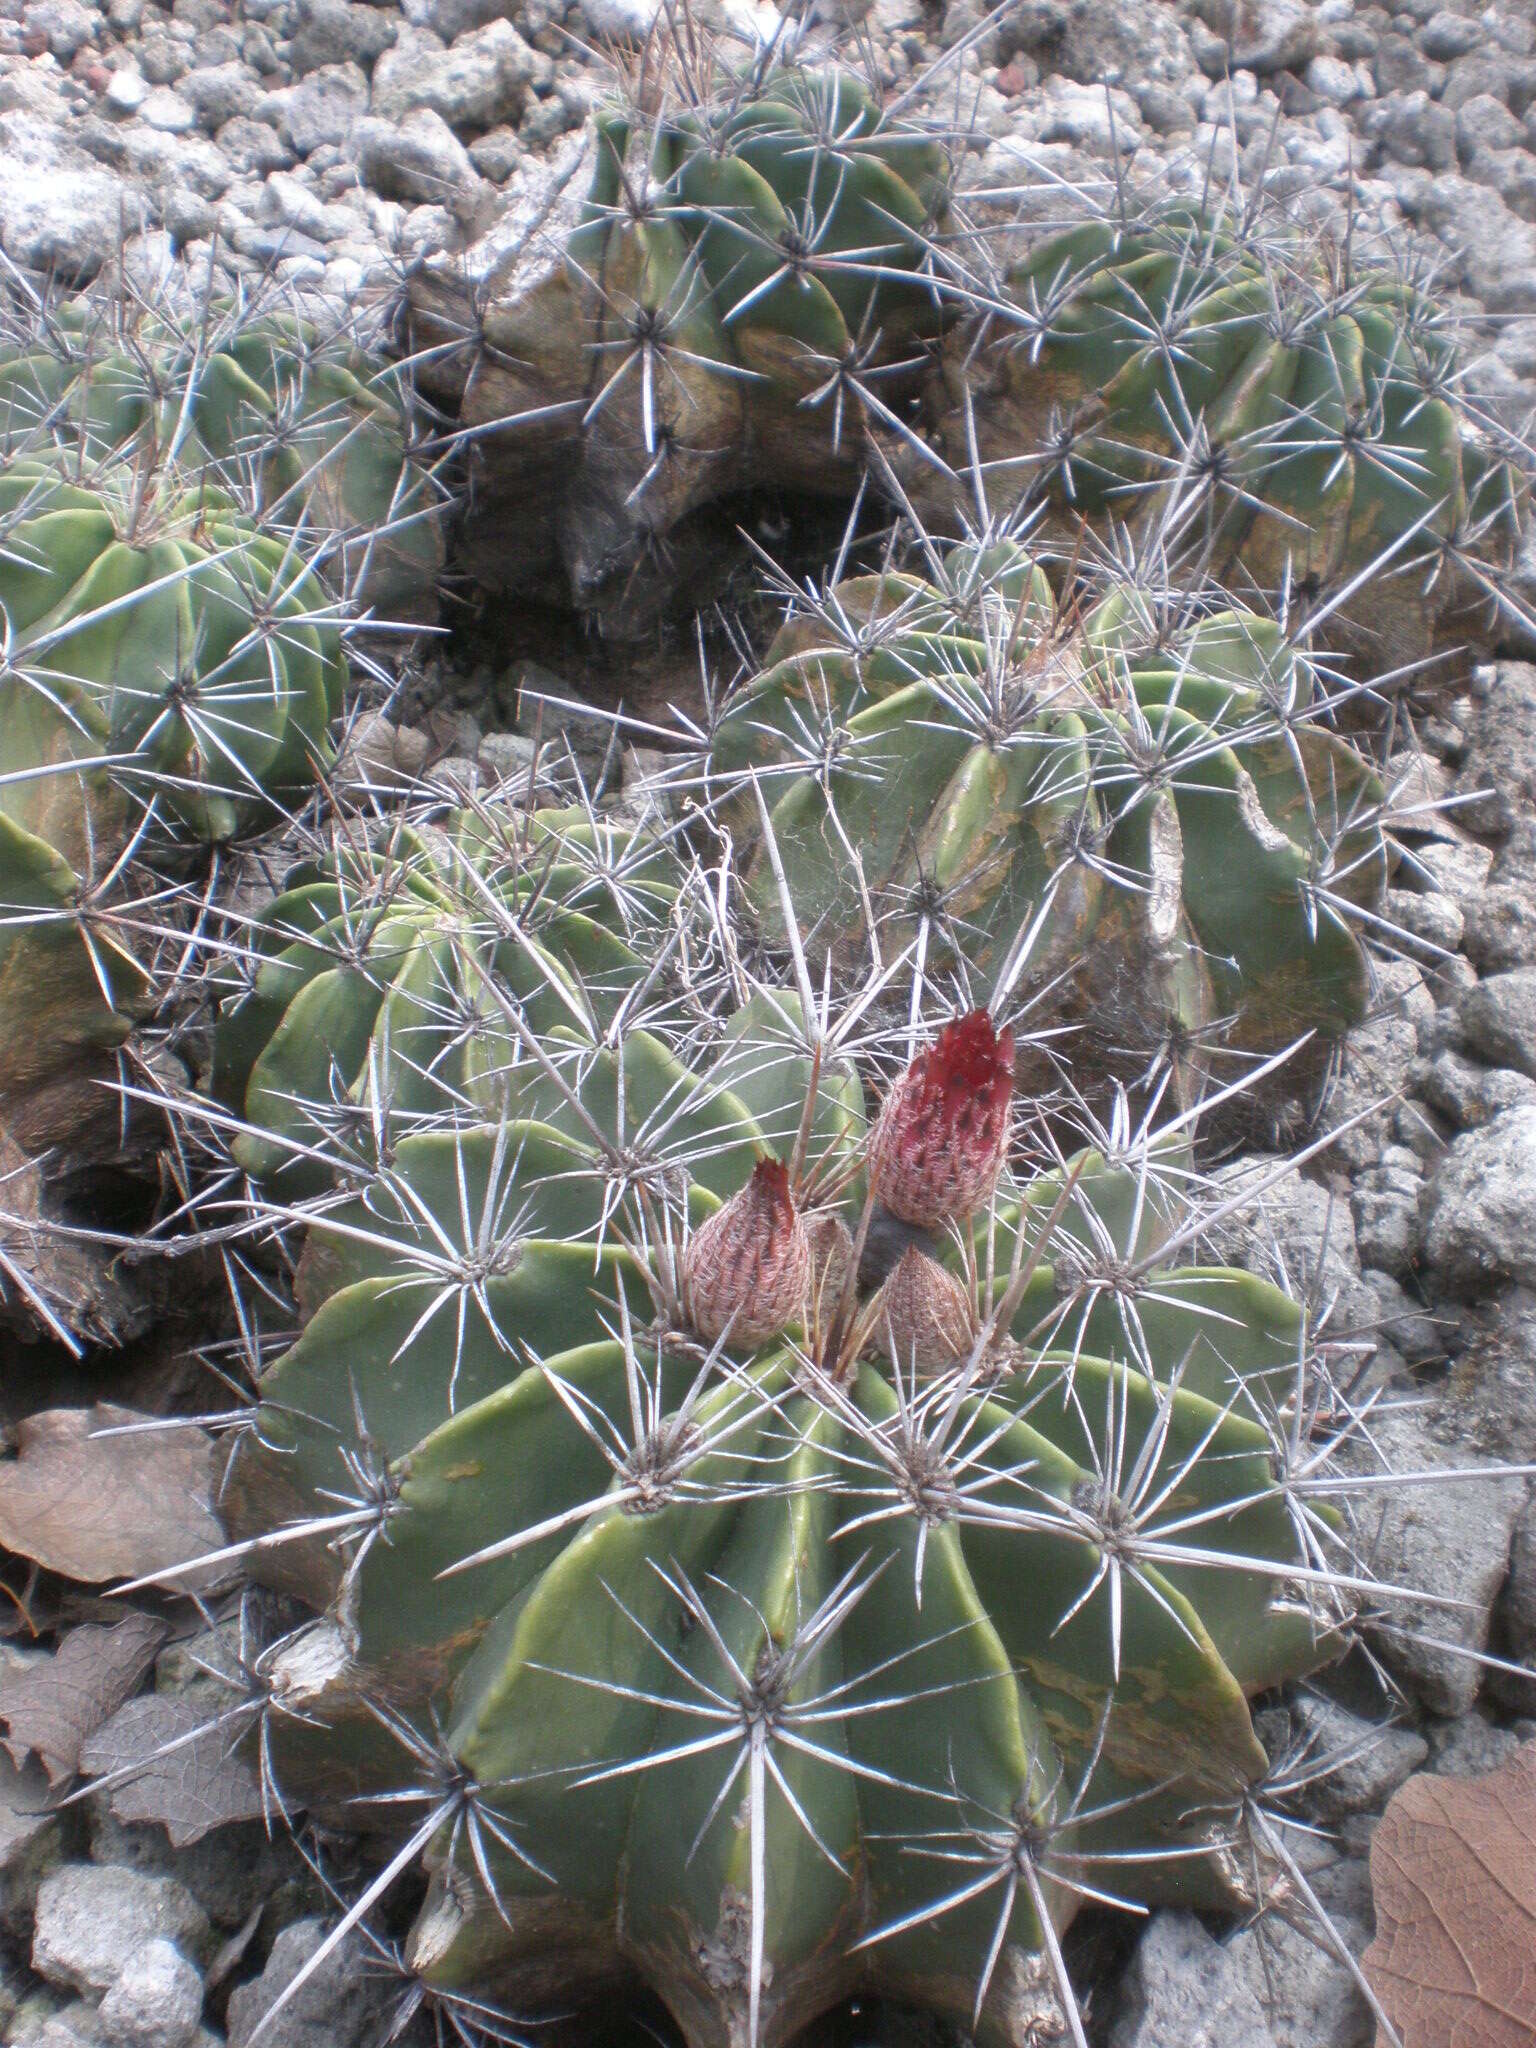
[868, 1246, 975, 1374]
[867, 1011, 1015, 1227]
[803, 1209, 855, 1332]
[683, 1157, 810, 1347]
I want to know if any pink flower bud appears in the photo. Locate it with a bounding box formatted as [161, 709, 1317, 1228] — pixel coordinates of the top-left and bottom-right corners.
[683, 1157, 810, 1347]
[867, 1011, 1015, 1226]
[869, 1246, 975, 1374]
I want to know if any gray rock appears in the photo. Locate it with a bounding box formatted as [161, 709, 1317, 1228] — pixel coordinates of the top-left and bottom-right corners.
[1384, 886, 1463, 956]
[140, 87, 198, 133]
[1464, 887, 1536, 972]
[31, 2002, 109, 2048]
[0, 112, 153, 278]
[478, 729, 538, 782]
[1417, 7, 1482, 61]
[226, 1918, 388, 2048]
[354, 105, 478, 202]
[104, 68, 149, 115]
[32, 1867, 209, 1999]
[1441, 1285, 1536, 1463]
[468, 120, 520, 179]
[1189, 0, 1319, 76]
[1361, 1269, 1448, 1368]
[179, 61, 256, 132]
[0, 1750, 64, 1937]
[216, 112, 297, 173]
[1319, 1002, 1422, 1171]
[1305, 52, 1366, 105]
[1413, 1048, 1536, 1131]
[136, 29, 191, 85]
[1109, 1911, 1279, 2048]
[1226, 1856, 1373, 2048]
[96, 1939, 203, 2048]
[1351, 1148, 1423, 1276]
[24, 0, 98, 58]
[1428, 1709, 1525, 1775]
[1422, 1105, 1536, 1290]
[1206, 1156, 1375, 1337]
[1417, 173, 1536, 310]
[289, 0, 395, 73]
[1459, 968, 1536, 1079]
[1365, 88, 1459, 170]
[1373, 29, 1443, 96]
[370, 17, 534, 130]
[1458, 89, 1525, 160]
[278, 61, 368, 152]
[1441, 50, 1536, 115]
[1347, 1398, 1527, 1715]
[1288, 1695, 1428, 1819]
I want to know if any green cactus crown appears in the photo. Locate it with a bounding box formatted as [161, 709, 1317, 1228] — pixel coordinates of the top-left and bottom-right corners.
[899, 199, 1532, 670]
[206, 960, 1347, 2048]
[707, 534, 1387, 1072]
[0, 281, 447, 616]
[409, 58, 958, 618]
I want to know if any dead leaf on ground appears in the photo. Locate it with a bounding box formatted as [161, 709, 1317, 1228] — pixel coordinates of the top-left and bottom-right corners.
[79, 1693, 265, 1846]
[0, 1611, 166, 1784]
[1362, 1739, 1536, 2048]
[0, 1405, 225, 1586]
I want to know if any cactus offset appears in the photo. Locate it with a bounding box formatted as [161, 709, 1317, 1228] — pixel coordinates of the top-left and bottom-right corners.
[409, 60, 953, 624]
[0, 282, 446, 617]
[209, 802, 692, 1188]
[899, 202, 1530, 667]
[709, 537, 1387, 1067]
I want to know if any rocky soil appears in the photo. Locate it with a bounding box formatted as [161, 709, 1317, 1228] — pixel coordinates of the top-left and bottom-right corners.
[3, 0, 1536, 2044]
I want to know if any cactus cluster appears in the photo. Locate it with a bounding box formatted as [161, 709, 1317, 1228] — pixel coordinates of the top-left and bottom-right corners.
[710, 537, 1386, 1063]
[0, 286, 446, 616]
[0, 274, 452, 1343]
[3, 41, 1526, 2048]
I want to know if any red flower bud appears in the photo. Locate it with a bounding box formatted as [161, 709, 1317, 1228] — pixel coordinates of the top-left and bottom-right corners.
[869, 1246, 974, 1374]
[684, 1157, 810, 1347]
[867, 1011, 1015, 1226]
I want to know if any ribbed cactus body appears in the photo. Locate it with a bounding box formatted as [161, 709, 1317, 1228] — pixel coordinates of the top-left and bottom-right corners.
[711, 541, 1385, 1058]
[231, 1041, 1332, 2048]
[0, 299, 444, 615]
[410, 67, 952, 619]
[0, 457, 344, 845]
[210, 806, 687, 1185]
[906, 206, 1527, 666]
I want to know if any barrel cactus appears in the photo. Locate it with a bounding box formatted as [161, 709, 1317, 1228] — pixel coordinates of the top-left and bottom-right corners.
[707, 537, 1387, 1064]
[218, 1000, 1346, 2048]
[900, 202, 1530, 669]
[0, 285, 445, 616]
[0, 453, 345, 846]
[408, 62, 954, 622]
[208, 802, 692, 1188]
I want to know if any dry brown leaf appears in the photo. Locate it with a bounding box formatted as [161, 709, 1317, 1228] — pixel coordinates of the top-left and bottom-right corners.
[1363, 1739, 1536, 2047]
[79, 1694, 265, 1846]
[0, 1405, 224, 1585]
[0, 1612, 166, 1785]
